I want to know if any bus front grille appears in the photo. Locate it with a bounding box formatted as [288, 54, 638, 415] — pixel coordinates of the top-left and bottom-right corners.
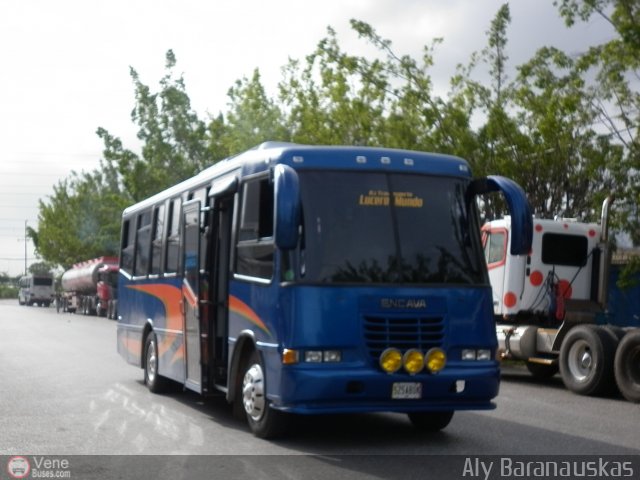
[363, 315, 445, 362]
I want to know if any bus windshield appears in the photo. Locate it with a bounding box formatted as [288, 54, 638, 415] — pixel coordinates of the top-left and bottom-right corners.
[297, 171, 485, 285]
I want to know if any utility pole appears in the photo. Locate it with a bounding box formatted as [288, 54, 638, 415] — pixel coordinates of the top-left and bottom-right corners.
[24, 220, 28, 276]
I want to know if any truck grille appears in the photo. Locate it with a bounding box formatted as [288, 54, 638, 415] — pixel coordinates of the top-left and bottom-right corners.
[363, 315, 445, 361]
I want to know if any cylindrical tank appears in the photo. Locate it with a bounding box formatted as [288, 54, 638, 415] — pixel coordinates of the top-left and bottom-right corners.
[61, 258, 118, 294]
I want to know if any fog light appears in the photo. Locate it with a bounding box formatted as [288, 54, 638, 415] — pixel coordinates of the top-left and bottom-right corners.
[477, 349, 492, 361]
[461, 349, 477, 360]
[425, 348, 446, 373]
[379, 348, 402, 374]
[282, 349, 299, 365]
[304, 350, 323, 363]
[403, 349, 424, 374]
[323, 350, 342, 362]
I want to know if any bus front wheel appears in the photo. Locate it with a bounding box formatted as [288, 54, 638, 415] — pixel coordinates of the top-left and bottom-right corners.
[144, 333, 170, 393]
[241, 350, 289, 439]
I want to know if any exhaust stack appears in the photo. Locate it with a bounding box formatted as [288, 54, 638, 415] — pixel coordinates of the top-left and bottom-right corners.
[597, 196, 614, 309]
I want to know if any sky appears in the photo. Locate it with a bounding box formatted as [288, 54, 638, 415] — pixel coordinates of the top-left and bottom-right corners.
[0, 0, 614, 277]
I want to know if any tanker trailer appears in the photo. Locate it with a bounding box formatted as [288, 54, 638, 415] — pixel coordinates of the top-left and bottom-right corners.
[60, 257, 119, 318]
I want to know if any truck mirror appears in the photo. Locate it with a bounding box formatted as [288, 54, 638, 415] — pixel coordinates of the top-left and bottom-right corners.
[273, 164, 301, 250]
[468, 175, 533, 256]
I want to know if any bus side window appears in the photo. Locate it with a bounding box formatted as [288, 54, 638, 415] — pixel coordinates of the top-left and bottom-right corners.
[121, 219, 135, 274]
[134, 210, 152, 277]
[165, 197, 181, 274]
[235, 178, 274, 280]
[150, 203, 165, 275]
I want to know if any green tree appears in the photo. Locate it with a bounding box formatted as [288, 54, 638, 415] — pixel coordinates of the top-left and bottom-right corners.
[223, 69, 289, 152]
[36, 168, 129, 269]
[36, 51, 221, 269]
[98, 50, 213, 203]
[555, 0, 640, 242]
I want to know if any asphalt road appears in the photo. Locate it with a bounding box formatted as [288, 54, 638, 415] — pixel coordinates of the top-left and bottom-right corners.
[1, 299, 638, 464]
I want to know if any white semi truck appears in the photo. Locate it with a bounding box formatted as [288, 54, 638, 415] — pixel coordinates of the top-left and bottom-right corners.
[483, 198, 640, 402]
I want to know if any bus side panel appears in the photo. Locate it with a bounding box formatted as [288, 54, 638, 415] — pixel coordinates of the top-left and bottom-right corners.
[117, 276, 186, 383]
[227, 279, 284, 400]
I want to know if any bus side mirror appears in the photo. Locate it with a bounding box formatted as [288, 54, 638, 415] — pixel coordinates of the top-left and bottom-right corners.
[468, 175, 533, 255]
[273, 164, 301, 250]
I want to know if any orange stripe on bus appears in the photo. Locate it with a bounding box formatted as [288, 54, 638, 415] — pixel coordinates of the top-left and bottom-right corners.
[229, 295, 271, 336]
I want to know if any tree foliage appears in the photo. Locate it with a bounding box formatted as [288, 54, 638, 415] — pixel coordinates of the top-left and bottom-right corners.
[34, 4, 640, 269]
[554, 0, 640, 242]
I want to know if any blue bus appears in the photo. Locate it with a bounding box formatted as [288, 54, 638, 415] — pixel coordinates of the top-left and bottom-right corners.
[117, 142, 532, 438]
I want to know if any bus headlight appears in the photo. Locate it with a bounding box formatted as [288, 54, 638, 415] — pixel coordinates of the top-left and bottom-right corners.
[461, 349, 477, 360]
[425, 348, 446, 373]
[403, 349, 425, 374]
[379, 348, 402, 374]
[477, 349, 492, 361]
[461, 348, 492, 361]
[323, 350, 342, 362]
[304, 350, 323, 363]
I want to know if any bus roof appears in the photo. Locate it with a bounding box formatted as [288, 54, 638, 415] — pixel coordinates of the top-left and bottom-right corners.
[123, 142, 473, 216]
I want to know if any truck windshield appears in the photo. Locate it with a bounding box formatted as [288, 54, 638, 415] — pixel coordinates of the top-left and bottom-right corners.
[296, 171, 485, 284]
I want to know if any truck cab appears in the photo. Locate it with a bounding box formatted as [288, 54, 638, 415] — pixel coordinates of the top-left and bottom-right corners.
[482, 217, 602, 322]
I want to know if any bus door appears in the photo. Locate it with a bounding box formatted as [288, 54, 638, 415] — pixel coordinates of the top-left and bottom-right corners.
[182, 200, 202, 393]
[208, 183, 236, 391]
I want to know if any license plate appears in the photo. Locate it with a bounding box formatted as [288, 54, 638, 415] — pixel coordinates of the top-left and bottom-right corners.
[392, 382, 422, 399]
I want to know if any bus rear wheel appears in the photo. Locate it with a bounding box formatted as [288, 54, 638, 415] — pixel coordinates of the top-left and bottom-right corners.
[144, 333, 170, 393]
[407, 411, 454, 432]
[241, 350, 289, 439]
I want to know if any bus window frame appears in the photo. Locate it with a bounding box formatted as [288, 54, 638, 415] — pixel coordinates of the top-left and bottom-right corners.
[133, 209, 153, 279]
[164, 195, 183, 277]
[233, 173, 276, 283]
[149, 201, 167, 278]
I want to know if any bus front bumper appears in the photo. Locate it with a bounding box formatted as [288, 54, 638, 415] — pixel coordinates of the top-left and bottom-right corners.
[271, 364, 500, 415]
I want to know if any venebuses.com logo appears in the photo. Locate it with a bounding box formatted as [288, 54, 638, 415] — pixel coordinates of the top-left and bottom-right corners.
[6, 456, 30, 479]
[5, 456, 71, 479]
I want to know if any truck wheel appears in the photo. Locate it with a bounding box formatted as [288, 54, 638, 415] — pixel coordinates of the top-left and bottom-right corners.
[408, 411, 454, 432]
[526, 361, 558, 379]
[614, 330, 640, 403]
[241, 350, 289, 438]
[559, 325, 616, 396]
[144, 333, 171, 393]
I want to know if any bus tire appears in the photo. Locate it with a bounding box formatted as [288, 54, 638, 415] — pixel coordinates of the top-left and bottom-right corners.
[559, 325, 616, 396]
[144, 332, 170, 394]
[241, 350, 289, 439]
[525, 361, 558, 379]
[408, 411, 454, 432]
[614, 329, 640, 403]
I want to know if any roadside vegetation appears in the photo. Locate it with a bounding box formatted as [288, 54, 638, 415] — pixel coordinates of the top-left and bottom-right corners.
[28, 1, 640, 274]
